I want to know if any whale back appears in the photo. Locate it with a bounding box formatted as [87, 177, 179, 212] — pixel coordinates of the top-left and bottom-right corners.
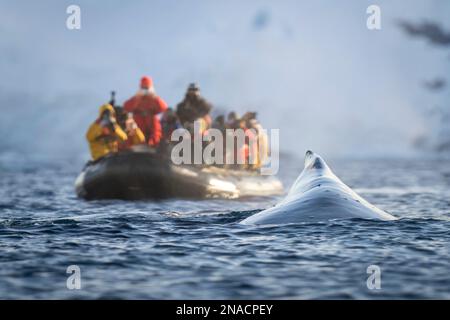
[240, 150, 397, 225]
[285, 151, 343, 202]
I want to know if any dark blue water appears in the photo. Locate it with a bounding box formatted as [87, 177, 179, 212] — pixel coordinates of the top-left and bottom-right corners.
[0, 153, 449, 299]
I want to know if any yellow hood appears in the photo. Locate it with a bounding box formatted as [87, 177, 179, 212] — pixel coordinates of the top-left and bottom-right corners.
[98, 104, 115, 118]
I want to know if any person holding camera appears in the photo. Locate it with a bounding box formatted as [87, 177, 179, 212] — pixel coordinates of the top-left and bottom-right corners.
[119, 113, 146, 150]
[86, 103, 128, 161]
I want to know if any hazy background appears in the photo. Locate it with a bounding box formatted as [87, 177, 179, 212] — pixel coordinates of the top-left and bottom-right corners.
[0, 0, 449, 164]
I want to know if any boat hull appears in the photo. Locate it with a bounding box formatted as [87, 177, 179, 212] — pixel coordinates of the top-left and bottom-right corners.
[75, 149, 283, 200]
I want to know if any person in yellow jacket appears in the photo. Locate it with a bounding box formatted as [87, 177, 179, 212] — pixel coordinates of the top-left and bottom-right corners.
[86, 104, 128, 161]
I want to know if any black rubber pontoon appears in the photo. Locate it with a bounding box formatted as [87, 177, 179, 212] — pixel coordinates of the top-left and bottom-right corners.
[75, 146, 283, 200]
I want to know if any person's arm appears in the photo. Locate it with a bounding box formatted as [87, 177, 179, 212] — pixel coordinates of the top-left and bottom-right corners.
[113, 124, 128, 142]
[175, 102, 186, 122]
[86, 122, 103, 142]
[133, 127, 145, 144]
[155, 96, 168, 114]
[198, 98, 212, 117]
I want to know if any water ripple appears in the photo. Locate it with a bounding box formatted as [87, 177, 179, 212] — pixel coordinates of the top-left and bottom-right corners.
[0, 158, 449, 299]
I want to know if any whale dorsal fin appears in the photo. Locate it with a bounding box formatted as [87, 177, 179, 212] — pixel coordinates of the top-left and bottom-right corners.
[284, 150, 334, 198]
[304, 150, 330, 172]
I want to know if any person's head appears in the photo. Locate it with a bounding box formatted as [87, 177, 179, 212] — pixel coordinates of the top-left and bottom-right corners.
[98, 103, 115, 119]
[248, 118, 259, 129]
[139, 76, 155, 95]
[163, 108, 177, 122]
[101, 109, 111, 122]
[242, 111, 257, 122]
[140, 76, 153, 89]
[215, 115, 225, 125]
[98, 104, 116, 127]
[186, 83, 200, 98]
[227, 111, 238, 122]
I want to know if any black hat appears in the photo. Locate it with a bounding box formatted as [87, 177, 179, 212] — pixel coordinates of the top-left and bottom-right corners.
[188, 83, 200, 91]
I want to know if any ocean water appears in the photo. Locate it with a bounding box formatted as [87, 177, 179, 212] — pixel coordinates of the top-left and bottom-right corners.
[0, 154, 449, 299]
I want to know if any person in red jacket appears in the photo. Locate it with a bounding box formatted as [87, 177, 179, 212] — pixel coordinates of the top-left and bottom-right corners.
[124, 76, 168, 146]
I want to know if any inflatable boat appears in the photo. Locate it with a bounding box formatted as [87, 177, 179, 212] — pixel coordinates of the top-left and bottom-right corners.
[75, 146, 283, 200]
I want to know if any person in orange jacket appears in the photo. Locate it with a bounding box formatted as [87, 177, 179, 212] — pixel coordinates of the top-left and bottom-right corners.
[86, 104, 128, 161]
[124, 76, 168, 147]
